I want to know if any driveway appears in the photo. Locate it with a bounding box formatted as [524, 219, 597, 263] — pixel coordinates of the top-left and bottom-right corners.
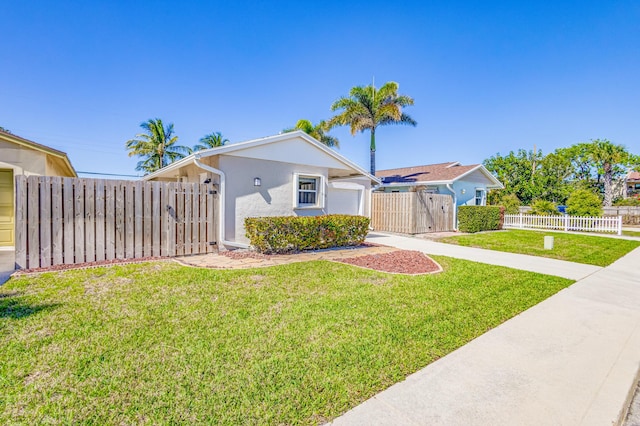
[0, 249, 15, 285]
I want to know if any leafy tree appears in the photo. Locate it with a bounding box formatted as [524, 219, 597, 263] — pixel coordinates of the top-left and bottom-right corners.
[566, 189, 603, 216]
[283, 119, 339, 148]
[193, 132, 229, 151]
[537, 151, 574, 203]
[529, 199, 559, 216]
[328, 81, 416, 175]
[0, 126, 10, 133]
[483, 149, 543, 205]
[125, 118, 190, 174]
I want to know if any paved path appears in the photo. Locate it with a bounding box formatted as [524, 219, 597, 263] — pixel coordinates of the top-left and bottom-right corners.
[366, 232, 601, 280]
[331, 238, 640, 425]
[0, 249, 14, 285]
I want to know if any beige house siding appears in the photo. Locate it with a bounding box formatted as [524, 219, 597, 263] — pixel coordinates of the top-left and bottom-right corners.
[0, 138, 48, 176]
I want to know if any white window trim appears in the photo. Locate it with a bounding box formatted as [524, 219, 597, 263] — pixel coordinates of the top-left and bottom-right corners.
[475, 188, 486, 206]
[293, 173, 325, 209]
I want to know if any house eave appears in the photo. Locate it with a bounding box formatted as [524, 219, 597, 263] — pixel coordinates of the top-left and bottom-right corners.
[142, 131, 379, 183]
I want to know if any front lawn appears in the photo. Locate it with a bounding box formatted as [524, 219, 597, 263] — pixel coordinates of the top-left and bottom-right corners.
[623, 230, 640, 238]
[440, 229, 640, 266]
[1, 260, 571, 424]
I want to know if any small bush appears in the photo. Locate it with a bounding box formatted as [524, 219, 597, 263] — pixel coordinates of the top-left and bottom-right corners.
[614, 196, 640, 206]
[530, 199, 559, 216]
[245, 214, 370, 254]
[566, 189, 603, 216]
[499, 194, 521, 214]
[458, 206, 503, 233]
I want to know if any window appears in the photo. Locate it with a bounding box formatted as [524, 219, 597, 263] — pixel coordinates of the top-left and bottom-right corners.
[295, 174, 323, 208]
[475, 189, 485, 206]
[635, 183, 640, 190]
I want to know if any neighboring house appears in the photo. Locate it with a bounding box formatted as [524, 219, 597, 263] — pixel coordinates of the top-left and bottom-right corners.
[0, 130, 77, 248]
[142, 131, 379, 249]
[375, 162, 504, 206]
[626, 171, 640, 198]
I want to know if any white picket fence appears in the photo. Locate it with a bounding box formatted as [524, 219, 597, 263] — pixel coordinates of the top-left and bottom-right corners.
[503, 214, 623, 235]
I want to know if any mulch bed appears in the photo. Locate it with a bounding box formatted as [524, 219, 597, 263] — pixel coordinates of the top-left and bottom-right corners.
[336, 250, 441, 275]
[12, 245, 440, 276]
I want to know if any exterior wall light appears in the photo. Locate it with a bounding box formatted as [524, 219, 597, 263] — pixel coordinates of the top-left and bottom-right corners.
[254, 177, 261, 187]
[461, 189, 466, 194]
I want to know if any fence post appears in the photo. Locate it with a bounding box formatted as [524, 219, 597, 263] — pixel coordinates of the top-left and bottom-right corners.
[618, 215, 622, 236]
[564, 214, 568, 232]
[519, 213, 523, 229]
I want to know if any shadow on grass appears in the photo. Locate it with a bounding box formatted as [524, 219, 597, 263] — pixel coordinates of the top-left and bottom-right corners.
[0, 293, 59, 320]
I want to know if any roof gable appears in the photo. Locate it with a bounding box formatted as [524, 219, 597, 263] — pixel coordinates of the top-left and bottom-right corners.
[224, 135, 350, 170]
[376, 162, 503, 188]
[0, 130, 77, 177]
[142, 131, 378, 182]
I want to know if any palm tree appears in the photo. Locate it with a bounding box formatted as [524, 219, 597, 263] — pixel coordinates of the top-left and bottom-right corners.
[125, 118, 190, 174]
[588, 139, 636, 206]
[193, 131, 229, 151]
[328, 81, 416, 175]
[283, 119, 339, 148]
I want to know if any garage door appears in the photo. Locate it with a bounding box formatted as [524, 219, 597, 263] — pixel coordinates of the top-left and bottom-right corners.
[0, 169, 14, 247]
[327, 187, 362, 215]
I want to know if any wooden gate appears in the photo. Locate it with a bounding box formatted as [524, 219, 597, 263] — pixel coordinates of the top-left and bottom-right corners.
[371, 191, 454, 234]
[15, 176, 217, 270]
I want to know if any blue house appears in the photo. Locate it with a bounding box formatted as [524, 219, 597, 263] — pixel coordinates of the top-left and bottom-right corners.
[375, 162, 503, 206]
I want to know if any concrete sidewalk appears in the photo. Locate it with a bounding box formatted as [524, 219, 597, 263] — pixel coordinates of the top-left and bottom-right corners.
[331, 241, 640, 425]
[0, 249, 14, 285]
[366, 232, 601, 280]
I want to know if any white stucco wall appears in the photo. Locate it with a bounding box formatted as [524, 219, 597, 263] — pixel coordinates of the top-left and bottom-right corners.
[220, 155, 327, 244]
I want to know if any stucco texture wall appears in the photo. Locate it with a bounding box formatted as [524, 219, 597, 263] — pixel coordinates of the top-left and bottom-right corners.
[0, 139, 48, 176]
[220, 155, 326, 244]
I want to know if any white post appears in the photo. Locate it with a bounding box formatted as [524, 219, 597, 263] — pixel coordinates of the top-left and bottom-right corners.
[564, 214, 568, 232]
[618, 215, 622, 236]
[519, 212, 523, 229]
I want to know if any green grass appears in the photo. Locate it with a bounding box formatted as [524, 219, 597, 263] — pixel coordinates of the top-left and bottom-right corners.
[623, 230, 640, 238]
[0, 260, 572, 424]
[440, 230, 640, 266]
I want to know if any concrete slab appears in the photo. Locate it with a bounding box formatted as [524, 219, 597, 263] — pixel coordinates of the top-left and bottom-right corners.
[366, 232, 601, 280]
[0, 249, 15, 285]
[330, 245, 640, 426]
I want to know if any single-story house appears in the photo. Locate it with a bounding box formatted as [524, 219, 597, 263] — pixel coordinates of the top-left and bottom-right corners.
[0, 129, 77, 247]
[626, 171, 640, 198]
[375, 162, 504, 206]
[142, 131, 379, 249]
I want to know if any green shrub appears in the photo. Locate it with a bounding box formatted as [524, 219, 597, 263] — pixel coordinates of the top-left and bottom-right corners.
[458, 206, 503, 233]
[499, 194, 521, 214]
[614, 196, 640, 206]
[245, 214, 370, 254]
[530, 199, 559, 216]
[566, 189, 603, 216]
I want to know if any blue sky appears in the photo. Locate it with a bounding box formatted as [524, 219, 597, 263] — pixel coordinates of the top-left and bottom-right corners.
[1, 1, 638, 177]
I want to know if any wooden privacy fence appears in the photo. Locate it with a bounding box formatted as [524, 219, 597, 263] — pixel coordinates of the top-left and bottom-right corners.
[503, 213, 622, 235]
[371, 192, 454, 234]
[15, 176, 217, 270]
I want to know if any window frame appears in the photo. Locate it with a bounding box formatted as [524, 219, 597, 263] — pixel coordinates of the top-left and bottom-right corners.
[475, 188, 486, 206]
[293, 173, 324, 209]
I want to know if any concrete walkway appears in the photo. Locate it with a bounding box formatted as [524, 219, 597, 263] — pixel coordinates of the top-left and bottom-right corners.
[0, 249, 14, 285]
[366, 232, 601, 280]
[331, 239, 640, 425]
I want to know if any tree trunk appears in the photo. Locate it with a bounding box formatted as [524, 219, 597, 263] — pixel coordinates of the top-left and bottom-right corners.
[603, 164, 613, 207]
[370, 129, 376, 175]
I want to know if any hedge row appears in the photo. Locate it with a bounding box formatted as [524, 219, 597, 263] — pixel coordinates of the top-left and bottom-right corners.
[458, 206, 504, 233]
[245, 214, 370, 254]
